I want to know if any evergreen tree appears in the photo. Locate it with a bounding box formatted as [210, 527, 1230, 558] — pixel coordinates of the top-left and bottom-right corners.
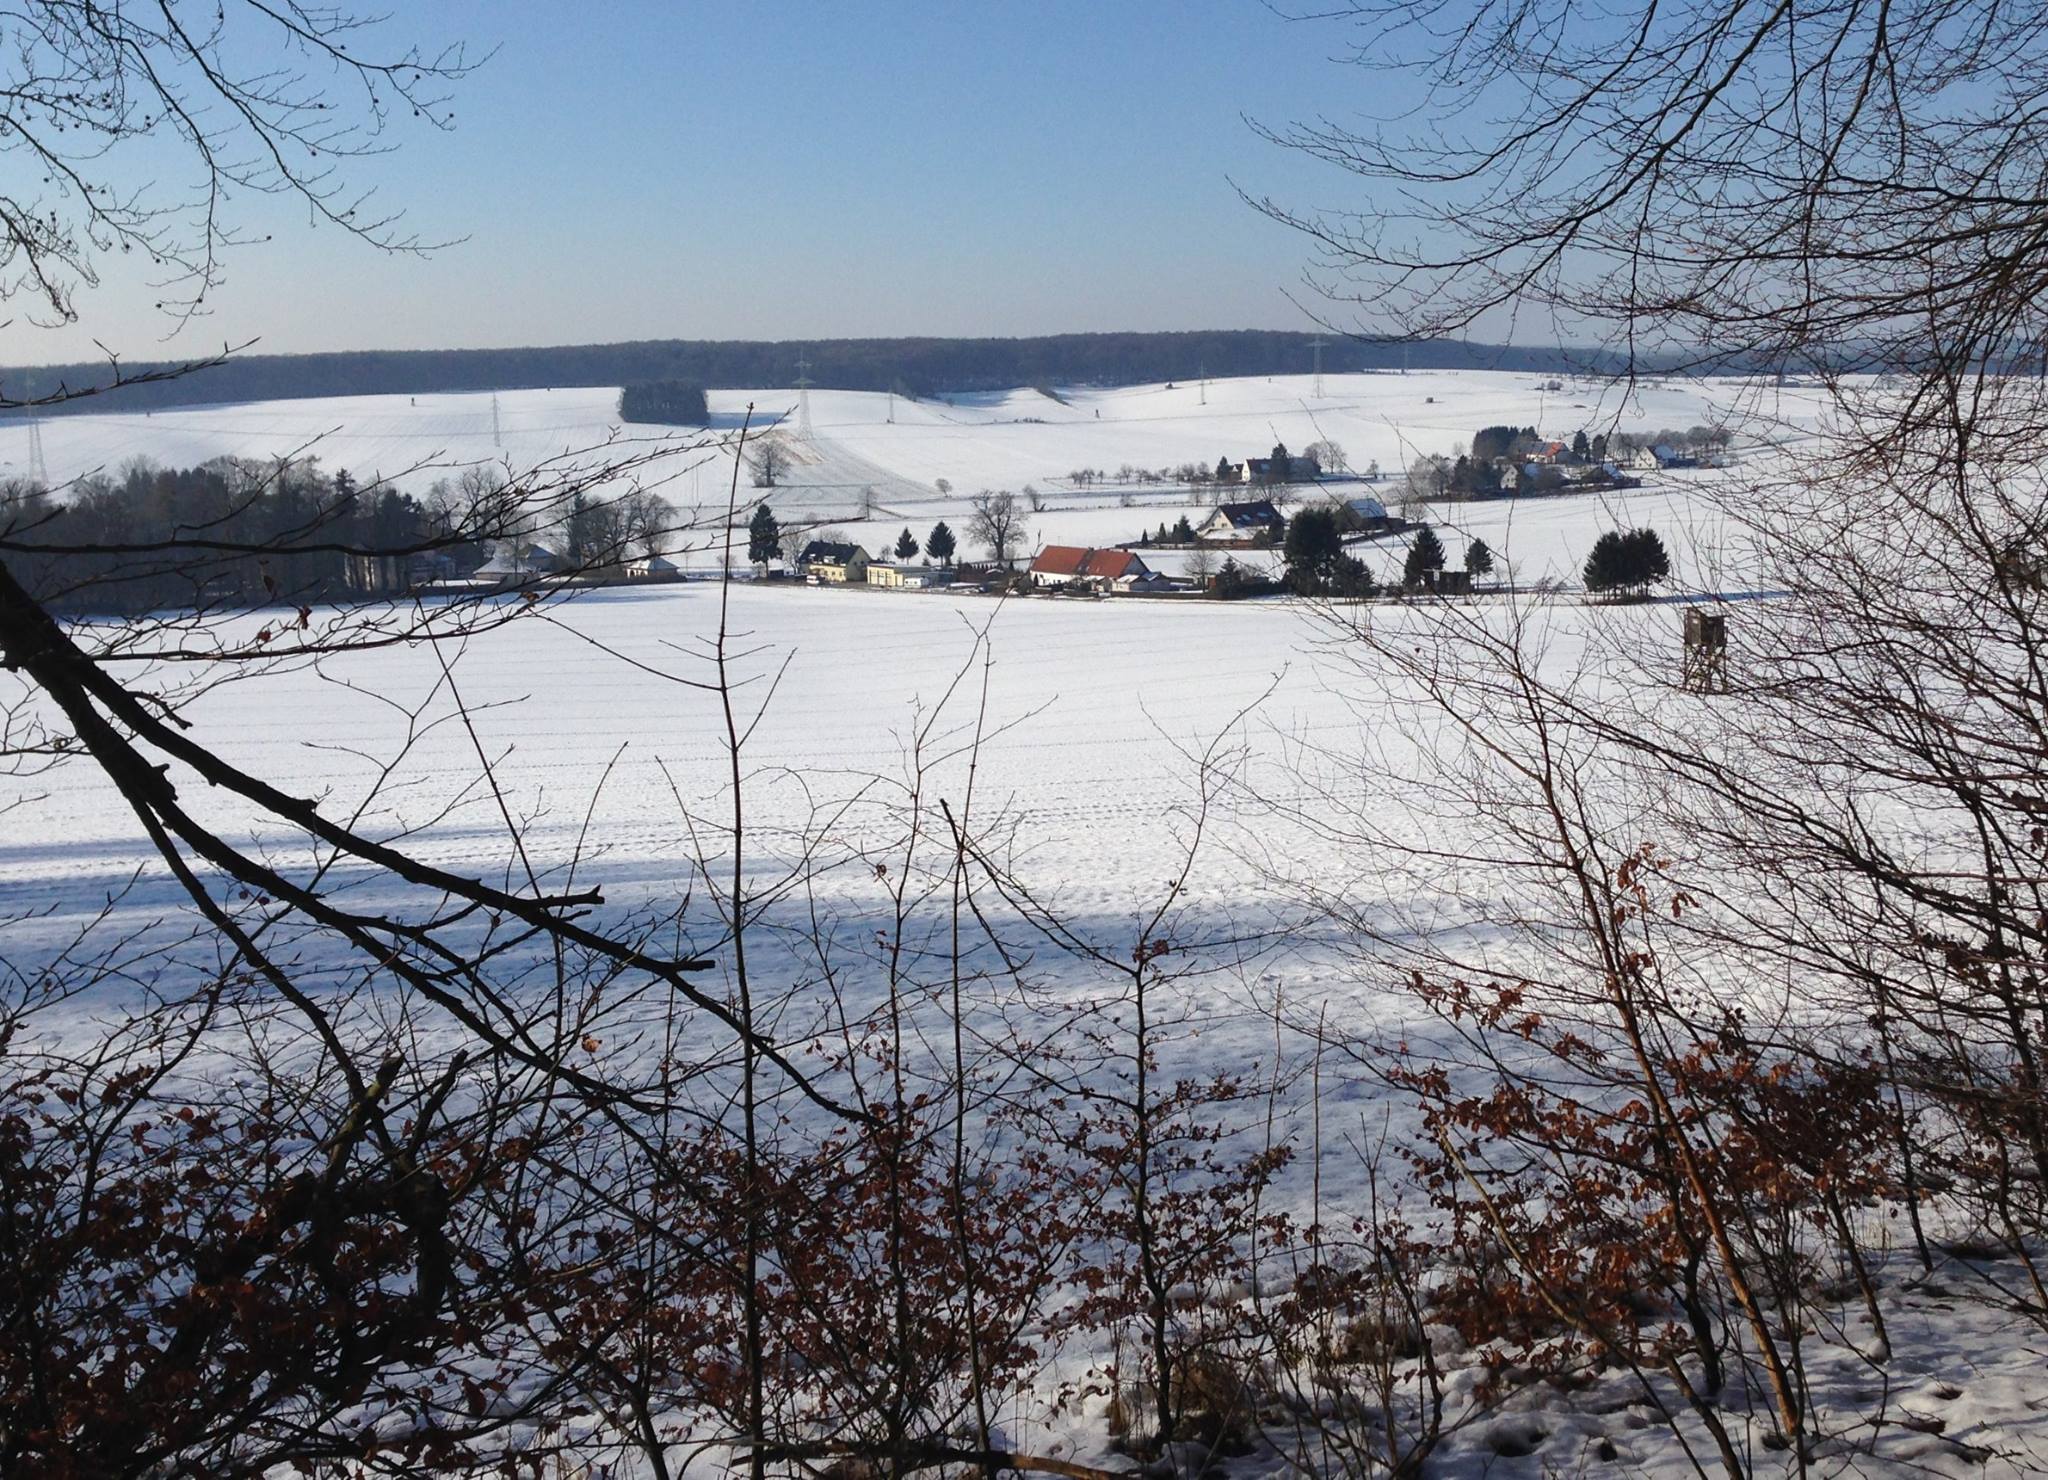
[1571, 429, 1591, 459]
[1622, 527, 1671, 589]
[1283, 505, 1344, 594]
[1331, 553, 1378, 600]
[1171, 514, 1194, 542]
[748, 503, 780, 566]
[1403, 525, 1447, 587]
[1465, 537, 1495, 577]
[894, 527, 920, 561]
[926, 520, 956, 566]
[1583, 530, 1631, 593]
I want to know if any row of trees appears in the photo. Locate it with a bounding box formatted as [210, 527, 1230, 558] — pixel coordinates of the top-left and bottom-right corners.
[4, 455, 687, 613]
[3, 461, 443, 612]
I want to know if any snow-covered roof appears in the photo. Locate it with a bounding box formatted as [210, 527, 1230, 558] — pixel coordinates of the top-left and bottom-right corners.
[1207, 499, 1284, 529]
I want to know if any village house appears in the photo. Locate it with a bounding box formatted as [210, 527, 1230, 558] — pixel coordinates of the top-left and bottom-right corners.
[799, 540, 870, 584]
[474, 541, 565, 581]
[1029, 545, 1156, 593]
[623, 553, 681, 581]
[1244, 450, 1322, 484]
[867, 562, 950, 590]
[1344, 494, 1389, 526]
[1196, 499, 1285, 544]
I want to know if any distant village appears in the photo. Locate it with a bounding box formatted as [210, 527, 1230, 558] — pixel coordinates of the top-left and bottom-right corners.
[455, 423, 1722, 602]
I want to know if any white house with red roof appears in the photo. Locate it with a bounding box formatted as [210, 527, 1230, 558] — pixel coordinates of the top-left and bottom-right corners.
[1029, 545, 1156, 592]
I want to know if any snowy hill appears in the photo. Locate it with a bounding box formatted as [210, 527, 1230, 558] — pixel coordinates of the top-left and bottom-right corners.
[0, 369, 1828, 587]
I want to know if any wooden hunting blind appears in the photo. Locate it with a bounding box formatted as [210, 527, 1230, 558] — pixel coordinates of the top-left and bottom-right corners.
[1683, 606, 1728, 693]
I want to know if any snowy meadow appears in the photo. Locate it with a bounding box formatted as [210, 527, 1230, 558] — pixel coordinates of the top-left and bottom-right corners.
[5, 372, 2045, 1478]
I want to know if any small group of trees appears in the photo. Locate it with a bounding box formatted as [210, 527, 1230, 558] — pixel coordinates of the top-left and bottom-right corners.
[1582, 526, 1671, 596]
[1612, 425, 1732, 458]
[1138, 515, 1197, 546]
[617, 379, 710, 426]
[1208, 555, 1276, 599]
[1282, 506, 1376, 597]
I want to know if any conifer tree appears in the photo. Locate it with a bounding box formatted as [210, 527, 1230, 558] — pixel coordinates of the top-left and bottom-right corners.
[1403, 525, 1447, 587]
[926, 521, 956, 566]
[894, 527, 920, 561]
[748, 504, 780, 566]
[1465, 538, 1495, 577]
[1583, 530, 1628, 593]
[1621, 527, 1671, 589]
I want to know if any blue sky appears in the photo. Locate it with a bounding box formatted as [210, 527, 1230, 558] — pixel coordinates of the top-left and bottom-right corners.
[26, 2, 1404, 362]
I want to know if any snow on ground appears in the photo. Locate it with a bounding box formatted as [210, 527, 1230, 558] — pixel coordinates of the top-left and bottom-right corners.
[0, 370, 1831, 588]
[10, 370, 2024, 1475]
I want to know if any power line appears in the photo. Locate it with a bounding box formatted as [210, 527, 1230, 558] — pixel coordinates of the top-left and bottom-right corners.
[26, 414, 48, 486]
[794, 353, 814, 437]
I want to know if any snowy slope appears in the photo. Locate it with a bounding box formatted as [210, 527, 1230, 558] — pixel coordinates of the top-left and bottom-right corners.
[0, 371, 1829, 589]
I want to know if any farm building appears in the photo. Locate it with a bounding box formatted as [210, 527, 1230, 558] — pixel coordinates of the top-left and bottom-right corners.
[1029, 546, 1156, 592]
[474, 542, 565, 580]
[799, 540, 870, 584]
[624, 553, 681, 581]
[1245, 451, 1321, 483]
[867, 563, 949, 590]
[1197, 499, 1285, 544]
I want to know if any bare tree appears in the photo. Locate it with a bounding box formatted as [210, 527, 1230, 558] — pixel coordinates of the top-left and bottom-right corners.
[750, 436, 787, 488]
[968, 489, 1028, 567]
[1, 3, 476, 363]
[1303, 438, 1348, 473]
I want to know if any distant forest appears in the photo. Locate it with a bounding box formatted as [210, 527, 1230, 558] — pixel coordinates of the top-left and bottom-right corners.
[2, 331, 1639, 416]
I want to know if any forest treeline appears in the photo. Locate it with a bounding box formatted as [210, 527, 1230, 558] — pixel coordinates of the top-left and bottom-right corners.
[3, 331, 1637, 415]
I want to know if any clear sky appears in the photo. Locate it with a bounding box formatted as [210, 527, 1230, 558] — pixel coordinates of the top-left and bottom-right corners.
[18, 2, 1406, 364]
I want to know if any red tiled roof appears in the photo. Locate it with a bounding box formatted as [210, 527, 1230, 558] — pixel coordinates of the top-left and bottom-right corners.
[1031, 546, 1147, 580]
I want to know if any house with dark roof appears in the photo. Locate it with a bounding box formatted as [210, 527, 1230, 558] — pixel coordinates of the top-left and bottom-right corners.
[1244, 451, 1322, 484]
[1195, 499, 1285, 545]
[474, 541, 565, 581]
[1029, 545, 1155, 592]
[798, 540, 870, 584]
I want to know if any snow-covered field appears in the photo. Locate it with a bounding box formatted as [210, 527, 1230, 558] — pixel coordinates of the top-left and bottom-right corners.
[0, 370, 1823, 586]
[3, 372, 1798, 997]
[8, 371, 2038, 1475]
